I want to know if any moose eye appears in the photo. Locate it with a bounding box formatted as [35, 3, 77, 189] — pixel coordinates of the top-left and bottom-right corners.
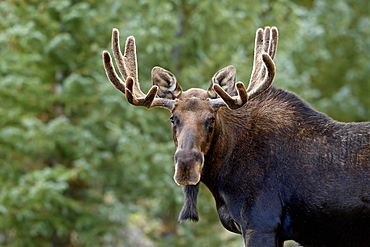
[205, 116, 216, 130]
[207, 116, 216, 124]
[170, 115, 178, 125]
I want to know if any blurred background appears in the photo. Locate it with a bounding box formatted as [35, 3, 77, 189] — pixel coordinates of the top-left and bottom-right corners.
[0, 0, 369, 246]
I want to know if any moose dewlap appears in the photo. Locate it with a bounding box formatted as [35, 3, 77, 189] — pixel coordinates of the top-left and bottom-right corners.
[102, 26, 370, 247]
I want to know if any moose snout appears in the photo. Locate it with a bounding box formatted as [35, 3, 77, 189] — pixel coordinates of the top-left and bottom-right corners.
[174, 149, 204, 186]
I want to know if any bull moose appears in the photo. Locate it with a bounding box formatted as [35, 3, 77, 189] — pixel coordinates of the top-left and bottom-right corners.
[102, 27, 370, 247]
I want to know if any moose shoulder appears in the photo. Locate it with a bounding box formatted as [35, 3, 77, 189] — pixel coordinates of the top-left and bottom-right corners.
[102, 27, 370, 247]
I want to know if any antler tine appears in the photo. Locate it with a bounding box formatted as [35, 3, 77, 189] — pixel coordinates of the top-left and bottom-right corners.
[247, 27, 278, 86]
[211, 82, 248, 110]
[248, 27, 265, 87]
[102, 51, 126, 93]
[268, 27, 278, 60]
[124, 77, 157, 108]
[111, 29, 128, 80]
[125, 77, 175, 109]
[246, 26, 278, 99]
[248, 53, 275, 98]
[111, 29, 145, 98]
[259, 27, 278, 80]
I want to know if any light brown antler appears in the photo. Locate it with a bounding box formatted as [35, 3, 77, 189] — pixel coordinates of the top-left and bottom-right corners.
[102, 29, 175, 109]
[210, 80, 249, 110]
[246, 26, 278, 99]
[210, 26, 278, 110]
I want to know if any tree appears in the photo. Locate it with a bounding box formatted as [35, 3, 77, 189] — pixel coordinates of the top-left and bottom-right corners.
[0, 0, 129, 245]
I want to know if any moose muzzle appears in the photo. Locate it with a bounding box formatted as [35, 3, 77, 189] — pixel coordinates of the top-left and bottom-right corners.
[174, 149, 204, 185]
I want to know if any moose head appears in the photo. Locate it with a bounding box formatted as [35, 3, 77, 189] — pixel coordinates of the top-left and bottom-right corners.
[102, 27, 278, 186]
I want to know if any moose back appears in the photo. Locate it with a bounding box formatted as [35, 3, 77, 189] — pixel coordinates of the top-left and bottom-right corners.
[102, 27, 370, 247]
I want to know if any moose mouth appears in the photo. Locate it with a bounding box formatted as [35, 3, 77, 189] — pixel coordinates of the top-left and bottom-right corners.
[174, 178, 200, 186]
[173, 149, 204, 186]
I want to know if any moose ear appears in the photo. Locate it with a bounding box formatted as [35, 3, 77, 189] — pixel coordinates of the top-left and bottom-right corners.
[152, 66, 182, 99]
[208, 65, 236, 98]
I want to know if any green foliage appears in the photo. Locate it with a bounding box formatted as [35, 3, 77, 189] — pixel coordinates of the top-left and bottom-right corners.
[0, 0, 369, 246]
[276, 0, 370, 122]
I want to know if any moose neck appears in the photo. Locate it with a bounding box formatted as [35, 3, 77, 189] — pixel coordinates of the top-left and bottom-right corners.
[201, 86, 333, 194]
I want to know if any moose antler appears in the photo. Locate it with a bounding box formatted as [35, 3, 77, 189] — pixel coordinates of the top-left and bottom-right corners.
[210, 26, 278, 110]
[246, 26, 277, 99]
[102, 29, 175, 109]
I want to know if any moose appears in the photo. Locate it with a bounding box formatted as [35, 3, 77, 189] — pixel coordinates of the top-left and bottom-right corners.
[102, 27, 370, 247]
